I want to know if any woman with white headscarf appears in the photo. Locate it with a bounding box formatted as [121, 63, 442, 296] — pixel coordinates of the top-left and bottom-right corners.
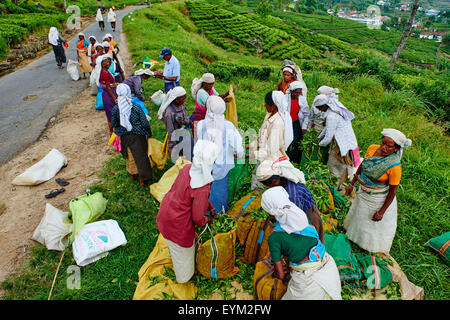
[111, 84, 153, 186]
[156, 140, 219, 283]
[343, 129, 412, 253]
[123, 69, 154, 115]
[76, 33, 92, 79]
[107, 7, 117, 32]
[262, 187, 342, 300]
[285, 81, 311, 163]
[196, 95, 244, 213]
[191, 73, 231, 141]
[158, 86, 194, 160]
[48, 27, 66, 69]
[96, 7, 105, 31]
[249, 91, 293, 162]
[312, 88, 358, 179]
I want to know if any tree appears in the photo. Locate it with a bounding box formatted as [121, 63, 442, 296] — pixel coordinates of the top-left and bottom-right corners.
[389, 0, 420, 70]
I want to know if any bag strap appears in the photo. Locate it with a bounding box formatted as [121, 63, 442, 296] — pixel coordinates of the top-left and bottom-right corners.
[196, 223, 219, 279]
[255, 217, 273, 263]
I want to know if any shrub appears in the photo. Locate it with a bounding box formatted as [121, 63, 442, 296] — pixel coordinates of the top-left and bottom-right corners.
[207, 61, 273, 81]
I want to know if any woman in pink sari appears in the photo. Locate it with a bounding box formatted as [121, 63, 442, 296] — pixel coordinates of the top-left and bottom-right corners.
[191, 73, 231, 141]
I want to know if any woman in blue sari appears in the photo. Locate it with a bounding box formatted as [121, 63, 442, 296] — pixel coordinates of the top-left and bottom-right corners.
[343, 128, 412, 253]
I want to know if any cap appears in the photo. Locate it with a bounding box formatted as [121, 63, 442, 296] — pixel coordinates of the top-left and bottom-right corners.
[159, 47, 172, 58]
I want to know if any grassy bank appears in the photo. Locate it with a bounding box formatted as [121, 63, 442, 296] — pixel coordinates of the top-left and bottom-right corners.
[1, 1, 449, 300]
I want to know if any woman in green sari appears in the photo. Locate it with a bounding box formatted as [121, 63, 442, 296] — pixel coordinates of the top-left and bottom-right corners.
[343, 128, 412, 253]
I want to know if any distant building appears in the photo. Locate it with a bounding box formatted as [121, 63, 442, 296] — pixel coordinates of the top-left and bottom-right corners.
[419, 31, 445, 42]
[425, 9, 440, 16]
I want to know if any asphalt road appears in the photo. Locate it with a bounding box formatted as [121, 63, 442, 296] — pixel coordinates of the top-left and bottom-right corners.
[0, 5, 146, 166]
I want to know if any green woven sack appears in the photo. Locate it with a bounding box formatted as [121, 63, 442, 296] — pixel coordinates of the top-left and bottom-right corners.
[324, 233, 362, 281]
[358, 255, 393, 290]
[424, 232, 450, 266]
[228, 153, 249, 202]
[68, 192, 107, 243]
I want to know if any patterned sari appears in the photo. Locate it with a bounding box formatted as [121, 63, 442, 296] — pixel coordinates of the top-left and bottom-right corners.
[358, 152, 401, 189]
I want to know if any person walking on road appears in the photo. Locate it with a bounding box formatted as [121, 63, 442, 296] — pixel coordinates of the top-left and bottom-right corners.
[48, 27, 67, 69]
[107, 7, 117, 32]
[96, 7, 105, 31]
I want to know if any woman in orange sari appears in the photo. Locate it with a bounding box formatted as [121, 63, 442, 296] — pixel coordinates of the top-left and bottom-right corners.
[76, 33, 92, 79]
[277, 65, 297, 94]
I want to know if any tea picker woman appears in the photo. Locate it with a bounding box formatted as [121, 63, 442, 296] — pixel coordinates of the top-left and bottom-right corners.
[343, 129, 411, 253]
[107, 7, 117, 32]
[312, 89, 358, 181]
[157, 86, 194, 160]
[156, 140, 219, 283]
[191, 73, 231, 141]
[255, 158, 324, 243]
[196, 95, 244, 213]
[96, 8, 105, 31]
[111, 84, 153, 187]
[76, 33, 92, 79]
[285, 80, 311, 164]
[262, 187, 342, 300]
[48, 27, 66, 69]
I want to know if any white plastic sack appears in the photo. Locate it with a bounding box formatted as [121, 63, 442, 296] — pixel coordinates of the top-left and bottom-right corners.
[151, 90, 166, 107]
[72, 220, 127, 266]
[67, 59, 80, 81]
[90, 83, 98, 96]
[12, 149, 68, 186]
[32, 203, 73, 251]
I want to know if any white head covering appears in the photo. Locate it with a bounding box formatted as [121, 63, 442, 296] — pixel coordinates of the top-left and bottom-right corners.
[94, 43, 103, 49]
[89, 35, 97, 42]
[191, 73, 215, 99]
[189, 140, 219, 189]
[285, 80, 309, 112]
[48, 27, 59, 46]
[204, 95, 226, 151]
[78, 32, 85, 38]
[261, 186, 309, 234]
[102, 41, 111, 47]
[272, 91, 294, 150]
[103, 33, 113, 41]
[116, 84, 134, 132]
[256, 157, 306, 184]
[381, 128, 412, 158]
[95, 55, 111, 87]
[134, 69, 154, 76]
[312, 88, 354, 121]
[157, 86, 187, 120]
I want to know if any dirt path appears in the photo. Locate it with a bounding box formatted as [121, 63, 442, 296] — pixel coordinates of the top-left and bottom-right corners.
[0, 27, 133, 297]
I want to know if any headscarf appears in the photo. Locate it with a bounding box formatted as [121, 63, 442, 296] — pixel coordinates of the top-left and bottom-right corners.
[381, 128, 412, 158]
[285, 80, 308, 114]
[94, 43, 103, 49]
[271, 91, 293, 150]
[89, 35, 97, 42]
[116, 84, 134, 132]
[261, 186, 309, 234]
[103, 33, 113, 41]
[95, 55, 111, 87]
[255, 156, 306, 184]
[189, 140, 219, 189]
[191, 73, 215, 99]
[312, 88, 355, 121]
[134, 69, 154, 76]
[205, 95, 225, 151]
[48, 27, 59, 46]
[157, 86, 187, 120]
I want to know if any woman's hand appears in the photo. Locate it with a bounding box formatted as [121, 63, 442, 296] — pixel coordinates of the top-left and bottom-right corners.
[224, 97, 232, 103]
[113, 98, 118, 105]
[372, 209, 385, 222]
[345, 184, 354, 196]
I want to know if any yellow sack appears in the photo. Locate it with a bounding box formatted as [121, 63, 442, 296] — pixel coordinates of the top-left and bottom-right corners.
[133, 233, 197, 300]
[227, 189, 264, 246]
[149, 156, 191, 203]
[147, 135, 168, 170]
[225, 85, 238, 128]
[322, 215, 338, 233]
[242, 217, 274, 264]
[108, 132, 117, 145]
[253, 255, 288, 300]
[196, 225, 240, 279]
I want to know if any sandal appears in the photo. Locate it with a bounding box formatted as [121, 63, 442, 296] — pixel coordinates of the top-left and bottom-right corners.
[45, 188, 65, 199]
[55, 178, 69, 186]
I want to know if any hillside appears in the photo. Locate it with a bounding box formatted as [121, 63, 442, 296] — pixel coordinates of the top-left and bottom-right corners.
[1, 0, 448, 301]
